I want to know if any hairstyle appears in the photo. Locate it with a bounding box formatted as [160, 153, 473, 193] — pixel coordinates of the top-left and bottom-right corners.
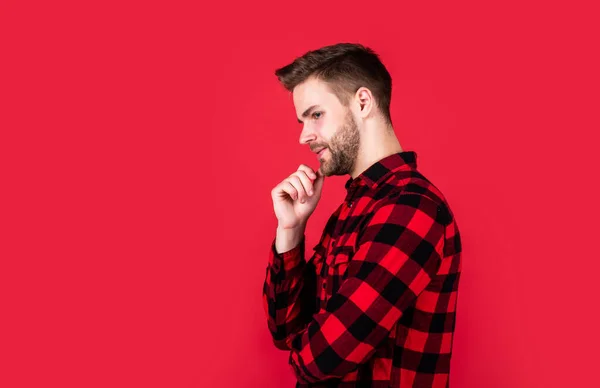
[274, 43, 393, 125]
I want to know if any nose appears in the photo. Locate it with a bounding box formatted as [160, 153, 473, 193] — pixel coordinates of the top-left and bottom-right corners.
[299, 124, 316, 145]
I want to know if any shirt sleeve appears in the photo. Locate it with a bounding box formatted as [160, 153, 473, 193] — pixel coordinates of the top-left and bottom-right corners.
[284, 194, 446, 384]
[262, 234, 318, 350]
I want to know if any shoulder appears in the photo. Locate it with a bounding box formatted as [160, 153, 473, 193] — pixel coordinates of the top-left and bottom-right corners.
[371, 191, 448, 230]
[381, 170, 454, 226]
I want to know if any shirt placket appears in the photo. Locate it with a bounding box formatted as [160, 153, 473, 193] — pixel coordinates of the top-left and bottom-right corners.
[319, 241, 331, 309]
[320, 185, 359, 307]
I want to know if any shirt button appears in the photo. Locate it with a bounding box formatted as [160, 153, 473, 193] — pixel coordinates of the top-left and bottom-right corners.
[348, 202, 353, 208]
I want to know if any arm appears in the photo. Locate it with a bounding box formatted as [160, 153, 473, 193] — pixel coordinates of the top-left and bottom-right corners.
[282, 194, 446, 384]
[263, 225, 318, 350]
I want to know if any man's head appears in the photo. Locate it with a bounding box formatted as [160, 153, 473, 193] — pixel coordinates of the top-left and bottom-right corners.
[274, 43, 393, 177]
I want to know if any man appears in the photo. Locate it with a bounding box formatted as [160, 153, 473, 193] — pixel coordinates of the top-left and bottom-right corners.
[263, 43, 462, 387]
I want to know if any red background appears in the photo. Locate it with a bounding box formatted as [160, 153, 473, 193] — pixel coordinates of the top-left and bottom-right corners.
[1, 1, 599, 387]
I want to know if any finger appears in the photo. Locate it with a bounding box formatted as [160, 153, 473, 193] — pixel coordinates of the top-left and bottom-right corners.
[272, 179, 298, 200]
[287, 175, 308, 202]
[279, 180, 298, 200]
[292, 170, 314, 197]
[297, 164, 318, 180]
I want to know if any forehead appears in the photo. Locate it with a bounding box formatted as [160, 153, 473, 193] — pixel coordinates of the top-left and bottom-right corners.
[292, 77, 341, 112]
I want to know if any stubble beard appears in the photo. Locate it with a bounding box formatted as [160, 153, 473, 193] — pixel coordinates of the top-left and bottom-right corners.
[320, 110, 360, 177]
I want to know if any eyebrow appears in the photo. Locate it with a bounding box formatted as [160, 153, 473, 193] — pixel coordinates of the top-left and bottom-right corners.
[297, 105, 321, 123]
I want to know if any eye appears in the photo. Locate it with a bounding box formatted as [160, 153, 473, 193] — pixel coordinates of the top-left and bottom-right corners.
[312, 111, 323, 120]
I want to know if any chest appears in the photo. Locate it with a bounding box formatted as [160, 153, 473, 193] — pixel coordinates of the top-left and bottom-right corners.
[310, 195, 381, 307]
[312, 225, 358, 309]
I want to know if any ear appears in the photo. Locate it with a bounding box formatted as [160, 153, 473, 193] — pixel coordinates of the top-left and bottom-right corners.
[355, 87, 374, 119]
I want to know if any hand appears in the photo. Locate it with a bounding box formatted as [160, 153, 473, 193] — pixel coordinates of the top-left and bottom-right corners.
[271, 164, 325, 229]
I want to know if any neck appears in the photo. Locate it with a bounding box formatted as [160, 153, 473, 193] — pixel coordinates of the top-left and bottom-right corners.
[350, 124, 403, 179]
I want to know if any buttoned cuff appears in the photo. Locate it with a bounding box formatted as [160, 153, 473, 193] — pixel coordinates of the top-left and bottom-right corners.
[268, 235, 305, 274]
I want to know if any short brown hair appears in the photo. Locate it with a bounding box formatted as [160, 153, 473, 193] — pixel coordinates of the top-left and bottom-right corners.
[275, 43, 393, 125]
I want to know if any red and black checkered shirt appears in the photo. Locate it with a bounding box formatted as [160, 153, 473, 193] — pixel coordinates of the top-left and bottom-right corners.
[263, 151, 462, 387]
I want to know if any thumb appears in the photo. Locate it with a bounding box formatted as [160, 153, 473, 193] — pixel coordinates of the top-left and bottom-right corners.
[313, 168, 325, 194]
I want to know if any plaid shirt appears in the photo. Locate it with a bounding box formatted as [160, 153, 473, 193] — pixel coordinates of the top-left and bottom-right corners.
[263, 151, 462, 387]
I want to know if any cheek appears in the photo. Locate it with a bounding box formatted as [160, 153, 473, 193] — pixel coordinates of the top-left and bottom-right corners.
[314, 117, 326, 133]
[316, 119, 336, 143]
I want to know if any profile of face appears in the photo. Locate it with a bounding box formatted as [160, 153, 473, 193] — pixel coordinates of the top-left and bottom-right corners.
[293, 77, 361, 177]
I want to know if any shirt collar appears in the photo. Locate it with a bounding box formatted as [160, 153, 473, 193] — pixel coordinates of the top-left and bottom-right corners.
[344, 151, 418, 193]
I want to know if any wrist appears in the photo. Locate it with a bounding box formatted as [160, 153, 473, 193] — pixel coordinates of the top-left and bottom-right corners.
[275, 223, 306, 254]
